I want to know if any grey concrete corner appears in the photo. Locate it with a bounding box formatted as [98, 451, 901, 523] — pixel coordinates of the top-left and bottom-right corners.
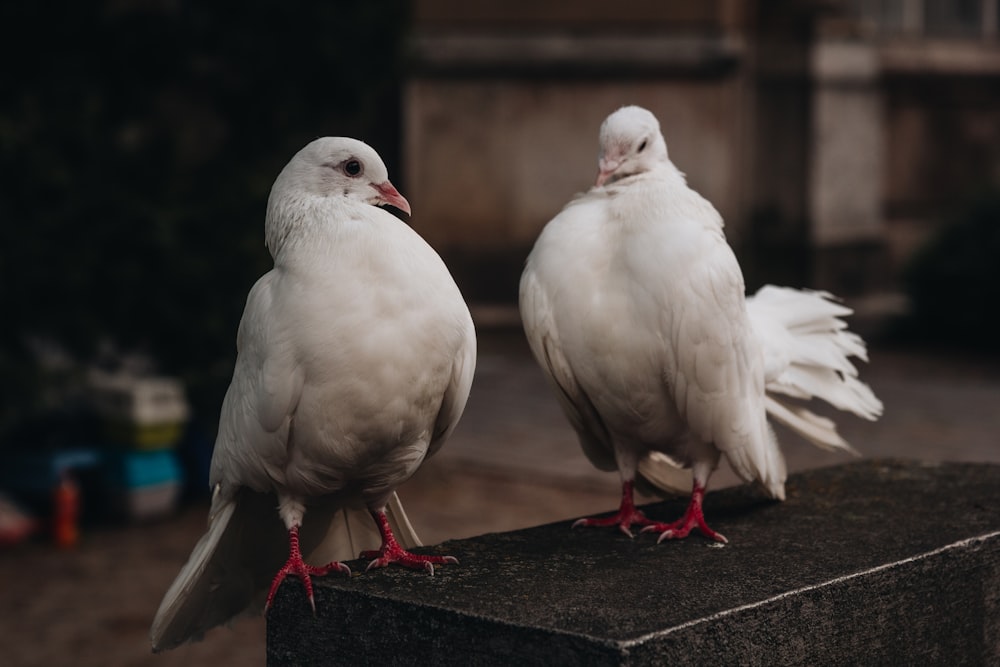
[267, 460, 1000, 666]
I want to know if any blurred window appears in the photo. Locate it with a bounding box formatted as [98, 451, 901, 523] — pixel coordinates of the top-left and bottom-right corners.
[851, 0, 999, 38]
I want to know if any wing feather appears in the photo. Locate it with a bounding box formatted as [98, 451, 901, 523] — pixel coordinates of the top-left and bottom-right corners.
[519, 267, 617, 472]
[211, 270, 304, 491]
[426, 316, 477, 461]
[664, 235, 785, 496]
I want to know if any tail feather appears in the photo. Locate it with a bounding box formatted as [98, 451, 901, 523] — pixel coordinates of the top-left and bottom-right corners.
[151, 489, 419, 652]
[303, 491, 419, 566]
[769, 363, 882, 418]
[748, 285, 883, 453]
[150, 488, 286, 652]
[386, 491, 421, 548]
[764, 396, 857, 453]
[637, 452, 692, 496]
[636, 286, 879, 501]
[787, 330, 868, 374]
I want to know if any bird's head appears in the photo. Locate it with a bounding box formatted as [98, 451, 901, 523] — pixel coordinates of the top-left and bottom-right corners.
[273, 136, 411, 216]
[595, 105, 669, 187]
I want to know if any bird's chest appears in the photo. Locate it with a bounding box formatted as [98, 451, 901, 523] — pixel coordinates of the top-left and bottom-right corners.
[566, 284, 687, 444]
[300, 307, 453, 421]
[279, 333, 454, 497]
[281, 271, 458, 450]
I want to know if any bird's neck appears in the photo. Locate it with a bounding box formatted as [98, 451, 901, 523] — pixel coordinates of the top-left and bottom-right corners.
[265, 193, 363, 266]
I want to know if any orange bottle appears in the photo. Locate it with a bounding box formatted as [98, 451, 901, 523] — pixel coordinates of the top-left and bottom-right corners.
[53, 472, 80, 548]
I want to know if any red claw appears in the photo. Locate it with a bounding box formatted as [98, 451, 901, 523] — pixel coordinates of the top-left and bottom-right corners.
[572, 480, 663, 538]
[640, 482, 728, 544]
[265, 526, 350, 612]
[362, 509, 458, 575]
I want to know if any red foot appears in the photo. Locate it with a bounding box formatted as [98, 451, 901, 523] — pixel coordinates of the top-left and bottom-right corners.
[572, 480, 659, 538]
[641, 483, 728, 543]
[362, 509, 458, 575]
[265, 526, 350, 612]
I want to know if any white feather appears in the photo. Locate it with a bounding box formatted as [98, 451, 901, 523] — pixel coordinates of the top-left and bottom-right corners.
[748, 285, 883, 453]
[151, 488, 421, 652]
[152, 137, 474, 650]
[520, 106, 880, 508]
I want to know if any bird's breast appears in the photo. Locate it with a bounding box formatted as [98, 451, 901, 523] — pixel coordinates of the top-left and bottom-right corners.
[271, 231, 469, 495]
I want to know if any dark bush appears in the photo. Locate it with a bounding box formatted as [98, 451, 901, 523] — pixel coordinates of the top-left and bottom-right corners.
[901, 191, 1000, 350]
[0, 1, 408, 444]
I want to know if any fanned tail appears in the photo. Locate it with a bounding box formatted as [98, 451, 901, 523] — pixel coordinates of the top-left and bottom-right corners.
[748, 285, 883, 453]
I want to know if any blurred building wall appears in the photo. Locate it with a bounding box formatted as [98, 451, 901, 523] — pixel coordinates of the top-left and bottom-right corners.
[402, 0, 1000, 309]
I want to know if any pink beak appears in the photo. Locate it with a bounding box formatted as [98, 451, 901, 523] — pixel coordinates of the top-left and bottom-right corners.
[372, 181, 412, 216]
[595, 158, 619, 187]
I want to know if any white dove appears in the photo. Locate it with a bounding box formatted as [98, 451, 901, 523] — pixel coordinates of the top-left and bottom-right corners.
[519, 106, 882, 543]
[151, 137, 476, 651]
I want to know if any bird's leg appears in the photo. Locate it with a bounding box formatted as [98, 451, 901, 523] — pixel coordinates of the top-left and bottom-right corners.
[266, 499, 350, 613]
[361, 508, 458, 575]
[641, 480, 728, 544]
[572, 479, 661, 538]
[573, 445, 659, 537]
[265, 525, 351, 612]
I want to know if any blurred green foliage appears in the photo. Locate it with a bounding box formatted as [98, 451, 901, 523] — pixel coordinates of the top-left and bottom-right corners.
[902, 191, 1000, 350]
[0, 0, 408, 442]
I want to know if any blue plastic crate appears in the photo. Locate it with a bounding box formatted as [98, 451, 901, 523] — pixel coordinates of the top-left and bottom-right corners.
[101, 448, 183, 490]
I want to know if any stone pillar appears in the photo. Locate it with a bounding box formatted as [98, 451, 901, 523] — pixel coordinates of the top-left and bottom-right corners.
[808, 39, 889, 296]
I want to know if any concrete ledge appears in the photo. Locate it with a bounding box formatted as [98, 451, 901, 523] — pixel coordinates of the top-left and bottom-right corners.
[267, 460, 1000, 665]
[408, 33, 742, 77]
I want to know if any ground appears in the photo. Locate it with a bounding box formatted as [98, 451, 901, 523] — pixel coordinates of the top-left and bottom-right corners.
[2, 329, 999, 666]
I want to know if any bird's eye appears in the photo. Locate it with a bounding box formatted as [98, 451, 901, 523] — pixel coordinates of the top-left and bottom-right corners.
[344, 160, 362, 177]
[638, 140, 648, 153]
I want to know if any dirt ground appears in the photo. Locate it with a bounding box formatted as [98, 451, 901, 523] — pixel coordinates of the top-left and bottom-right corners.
[3, 330, 1000, 666]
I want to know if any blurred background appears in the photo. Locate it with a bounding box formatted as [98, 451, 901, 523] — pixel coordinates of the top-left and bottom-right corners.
[2, 0, 1000, 665]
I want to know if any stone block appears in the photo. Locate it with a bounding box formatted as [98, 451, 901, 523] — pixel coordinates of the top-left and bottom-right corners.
[267, 460, 1000, 665]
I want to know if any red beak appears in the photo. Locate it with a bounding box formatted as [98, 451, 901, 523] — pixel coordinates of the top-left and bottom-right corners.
[372, 181, 412, 216]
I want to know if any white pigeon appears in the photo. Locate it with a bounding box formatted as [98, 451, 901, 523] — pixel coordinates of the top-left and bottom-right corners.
[519, 106, 882, 543]
[151, 137, 476, 651]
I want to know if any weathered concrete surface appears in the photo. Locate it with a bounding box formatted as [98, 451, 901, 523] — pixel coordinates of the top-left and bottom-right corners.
[267, 459, 1000, 665]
